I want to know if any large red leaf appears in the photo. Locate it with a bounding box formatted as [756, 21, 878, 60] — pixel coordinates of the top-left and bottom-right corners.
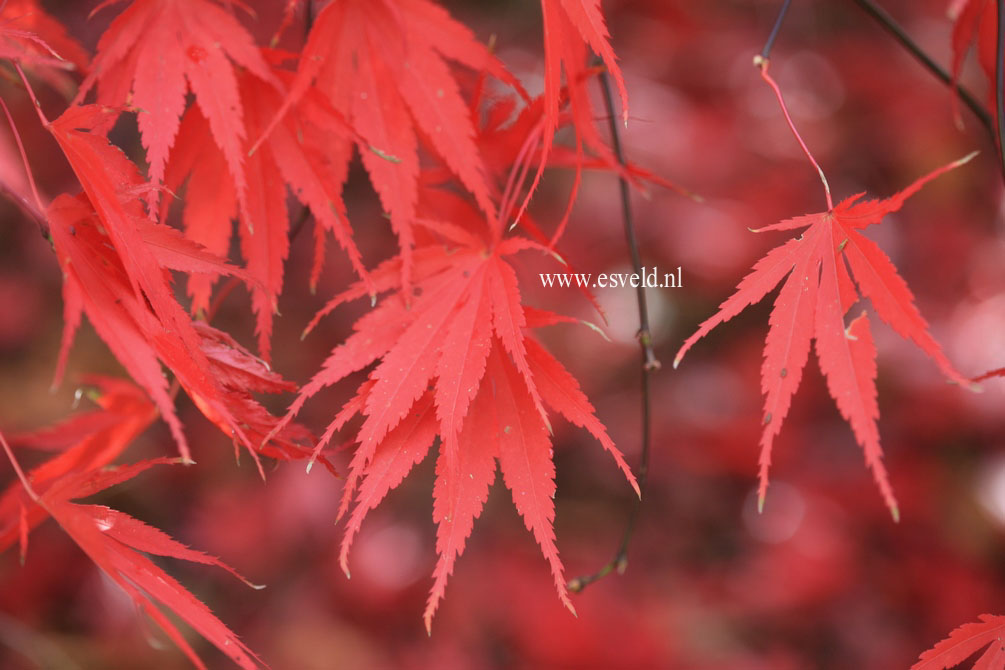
[257, 0, 522, 286]
[77, 0, 275, 217]
[28, 97, 311, 470]
[164, 60, 364, 357]
[269, 231, 637, 629]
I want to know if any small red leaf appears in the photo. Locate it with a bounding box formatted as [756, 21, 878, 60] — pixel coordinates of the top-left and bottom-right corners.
[675, 155, 973, 513]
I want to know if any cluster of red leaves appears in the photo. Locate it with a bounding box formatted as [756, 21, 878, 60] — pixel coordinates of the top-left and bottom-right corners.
[0, 0, 998, 667]
[0, 0, 639, 665]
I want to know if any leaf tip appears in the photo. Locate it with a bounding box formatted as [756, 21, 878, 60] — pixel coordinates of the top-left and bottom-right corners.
[579, 319, 611, 342]
[757, 493, 766, 515]
[890, 505, 900, 524]
[955, 149, 980, 167]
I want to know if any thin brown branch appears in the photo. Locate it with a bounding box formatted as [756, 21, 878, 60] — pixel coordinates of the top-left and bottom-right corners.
[568, 67, 658, 594]
[851, 0, 995, 142]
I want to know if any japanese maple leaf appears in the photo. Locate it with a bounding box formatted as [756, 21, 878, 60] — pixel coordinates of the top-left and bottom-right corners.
[49, 192, 310, 474]
[267, 231, 637, 631]
[28, 99, 295, 471]
[0, 0, 89, 94]
[422, 85, 692, 237]
[49, 191, 223, 462]
[541, 0, 628, 127]
[913, 614, 1005, 669]
[0, 449, 263, 670]
[950, 0, 997, 107]
[0, 376, 155, 559]
[464, 86, 694, 244]
[258, 0, 523, 285]
[192, 321, 316, 464]
[511, 0, 629, 228]
[674, 153, 976, 518]
[164, 57, 367, 358]
[76, 0, 275, 215]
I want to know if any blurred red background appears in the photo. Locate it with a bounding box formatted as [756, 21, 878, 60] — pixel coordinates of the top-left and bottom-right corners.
[1, 0, 1004, 668]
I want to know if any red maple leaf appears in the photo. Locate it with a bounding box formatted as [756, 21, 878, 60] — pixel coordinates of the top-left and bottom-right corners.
[950, 0, 997, 100]
[426, 82, 694, 239]
[257, 0, 523, 287]
[913, 614, 1005, 669]
[266, 227, 637, 631]
[191, 321, 316, 464]
[20, 98, 301, 472]
[674, 152, 976, 518]
[0, 377, 155, 560]
[0, 441, 263, 670]
[48, 188, 312, 472]
[164, 55, 367, 358]
[542, 0, 628, 128]
[76, 0, 275, 216]
[0, 0, 89, 94]
[510, 0, 629, 230]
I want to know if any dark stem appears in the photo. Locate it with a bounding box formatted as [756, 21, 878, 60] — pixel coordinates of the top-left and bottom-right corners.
[761, 0, 793, 61]
[997, 0, 1005, 179]
[568, 68, 658, 594]
[851, 0, 994, 141]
